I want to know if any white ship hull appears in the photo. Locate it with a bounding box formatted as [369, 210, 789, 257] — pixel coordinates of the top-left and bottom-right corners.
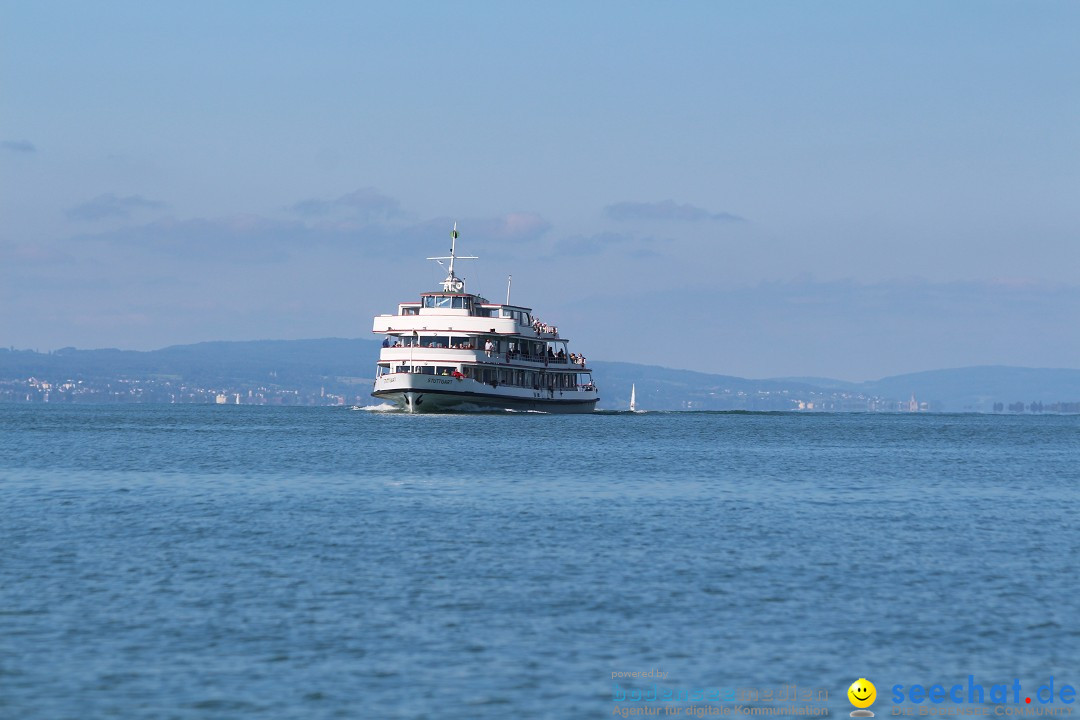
[373, 373, 598, 414]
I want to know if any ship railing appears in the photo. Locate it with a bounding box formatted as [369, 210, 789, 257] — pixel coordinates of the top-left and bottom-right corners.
[531, 323, 559, 337]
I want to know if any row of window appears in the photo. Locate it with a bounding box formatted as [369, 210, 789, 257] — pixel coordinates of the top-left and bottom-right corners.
[500, 308, 531, 325]
[421, 295, 474, 310]
[386, 335, 552, 356]
[463, 367, 582, 389]
[377, 364, 589, 390]
[403, 297, 532, 325]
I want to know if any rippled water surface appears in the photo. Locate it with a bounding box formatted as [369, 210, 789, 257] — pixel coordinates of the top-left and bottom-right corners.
[1, 405, 1078, 719]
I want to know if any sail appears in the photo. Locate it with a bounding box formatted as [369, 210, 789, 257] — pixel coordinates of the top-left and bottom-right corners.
[630, 384, 636, 412]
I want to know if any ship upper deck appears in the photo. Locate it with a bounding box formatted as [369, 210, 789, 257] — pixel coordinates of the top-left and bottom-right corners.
[373, 225, 564, 340]
[375, 292, 562, 339]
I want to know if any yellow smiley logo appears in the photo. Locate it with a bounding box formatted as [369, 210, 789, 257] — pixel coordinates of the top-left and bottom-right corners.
[848, 678, 877, 708]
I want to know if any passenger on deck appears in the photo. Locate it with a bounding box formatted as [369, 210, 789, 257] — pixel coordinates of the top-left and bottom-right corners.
[484, 339, 494, 357]
[382, 337, 390, 348]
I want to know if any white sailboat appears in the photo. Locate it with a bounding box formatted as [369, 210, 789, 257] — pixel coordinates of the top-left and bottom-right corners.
[630, 384, 637, 412]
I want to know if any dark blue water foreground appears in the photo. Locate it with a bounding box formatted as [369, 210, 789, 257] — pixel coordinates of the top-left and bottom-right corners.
[1, 405, 1078, 719]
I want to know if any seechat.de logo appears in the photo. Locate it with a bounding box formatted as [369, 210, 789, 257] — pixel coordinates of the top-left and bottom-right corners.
[849, 678, 877, 717]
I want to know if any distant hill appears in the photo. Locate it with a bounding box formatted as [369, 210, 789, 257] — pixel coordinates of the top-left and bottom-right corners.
[1, 338, 379, 383]
[605, 364, 1080, 412]
[3, 340, 1080, 411]
[857, 366, 1080, 412]
[0, 339, 381, 401]
[588, 361, 829, 411]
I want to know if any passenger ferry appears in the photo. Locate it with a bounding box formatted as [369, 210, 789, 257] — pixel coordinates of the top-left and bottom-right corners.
[371, 225, 599, 413]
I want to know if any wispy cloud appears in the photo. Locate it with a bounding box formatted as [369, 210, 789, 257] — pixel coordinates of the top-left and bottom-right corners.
[605, 199, 744, 223]
[547, 232, 664, 258]
[290, 187, 403, 220]
[68, 193, 166, 221]
[73, 215, 324, 261]
[1, 140, 36, 154]
[465, 212, 550, 243]
[0, 241, 76, 266]
[65, 207, 552, 264]
[552, 232, 630, 257]
[289, 189, 547, 247]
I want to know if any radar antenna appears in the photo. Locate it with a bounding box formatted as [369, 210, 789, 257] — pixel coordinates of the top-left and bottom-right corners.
[426, 222, 478, 293]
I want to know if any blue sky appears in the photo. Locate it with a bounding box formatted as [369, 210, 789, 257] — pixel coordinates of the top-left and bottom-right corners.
[2, 1, 1078, 380]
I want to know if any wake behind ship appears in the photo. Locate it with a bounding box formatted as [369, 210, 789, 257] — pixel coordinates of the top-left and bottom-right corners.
[370, 225, 599, 413]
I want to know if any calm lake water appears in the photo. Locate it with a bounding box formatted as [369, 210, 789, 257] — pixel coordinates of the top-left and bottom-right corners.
[1, 405, 1078, 719]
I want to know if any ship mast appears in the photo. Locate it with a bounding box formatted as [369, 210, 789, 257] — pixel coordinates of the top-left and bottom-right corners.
[427, 222, 478, 293]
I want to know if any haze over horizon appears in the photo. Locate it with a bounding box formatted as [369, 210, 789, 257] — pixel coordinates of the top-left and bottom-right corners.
[3, 2, 1078, 382]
